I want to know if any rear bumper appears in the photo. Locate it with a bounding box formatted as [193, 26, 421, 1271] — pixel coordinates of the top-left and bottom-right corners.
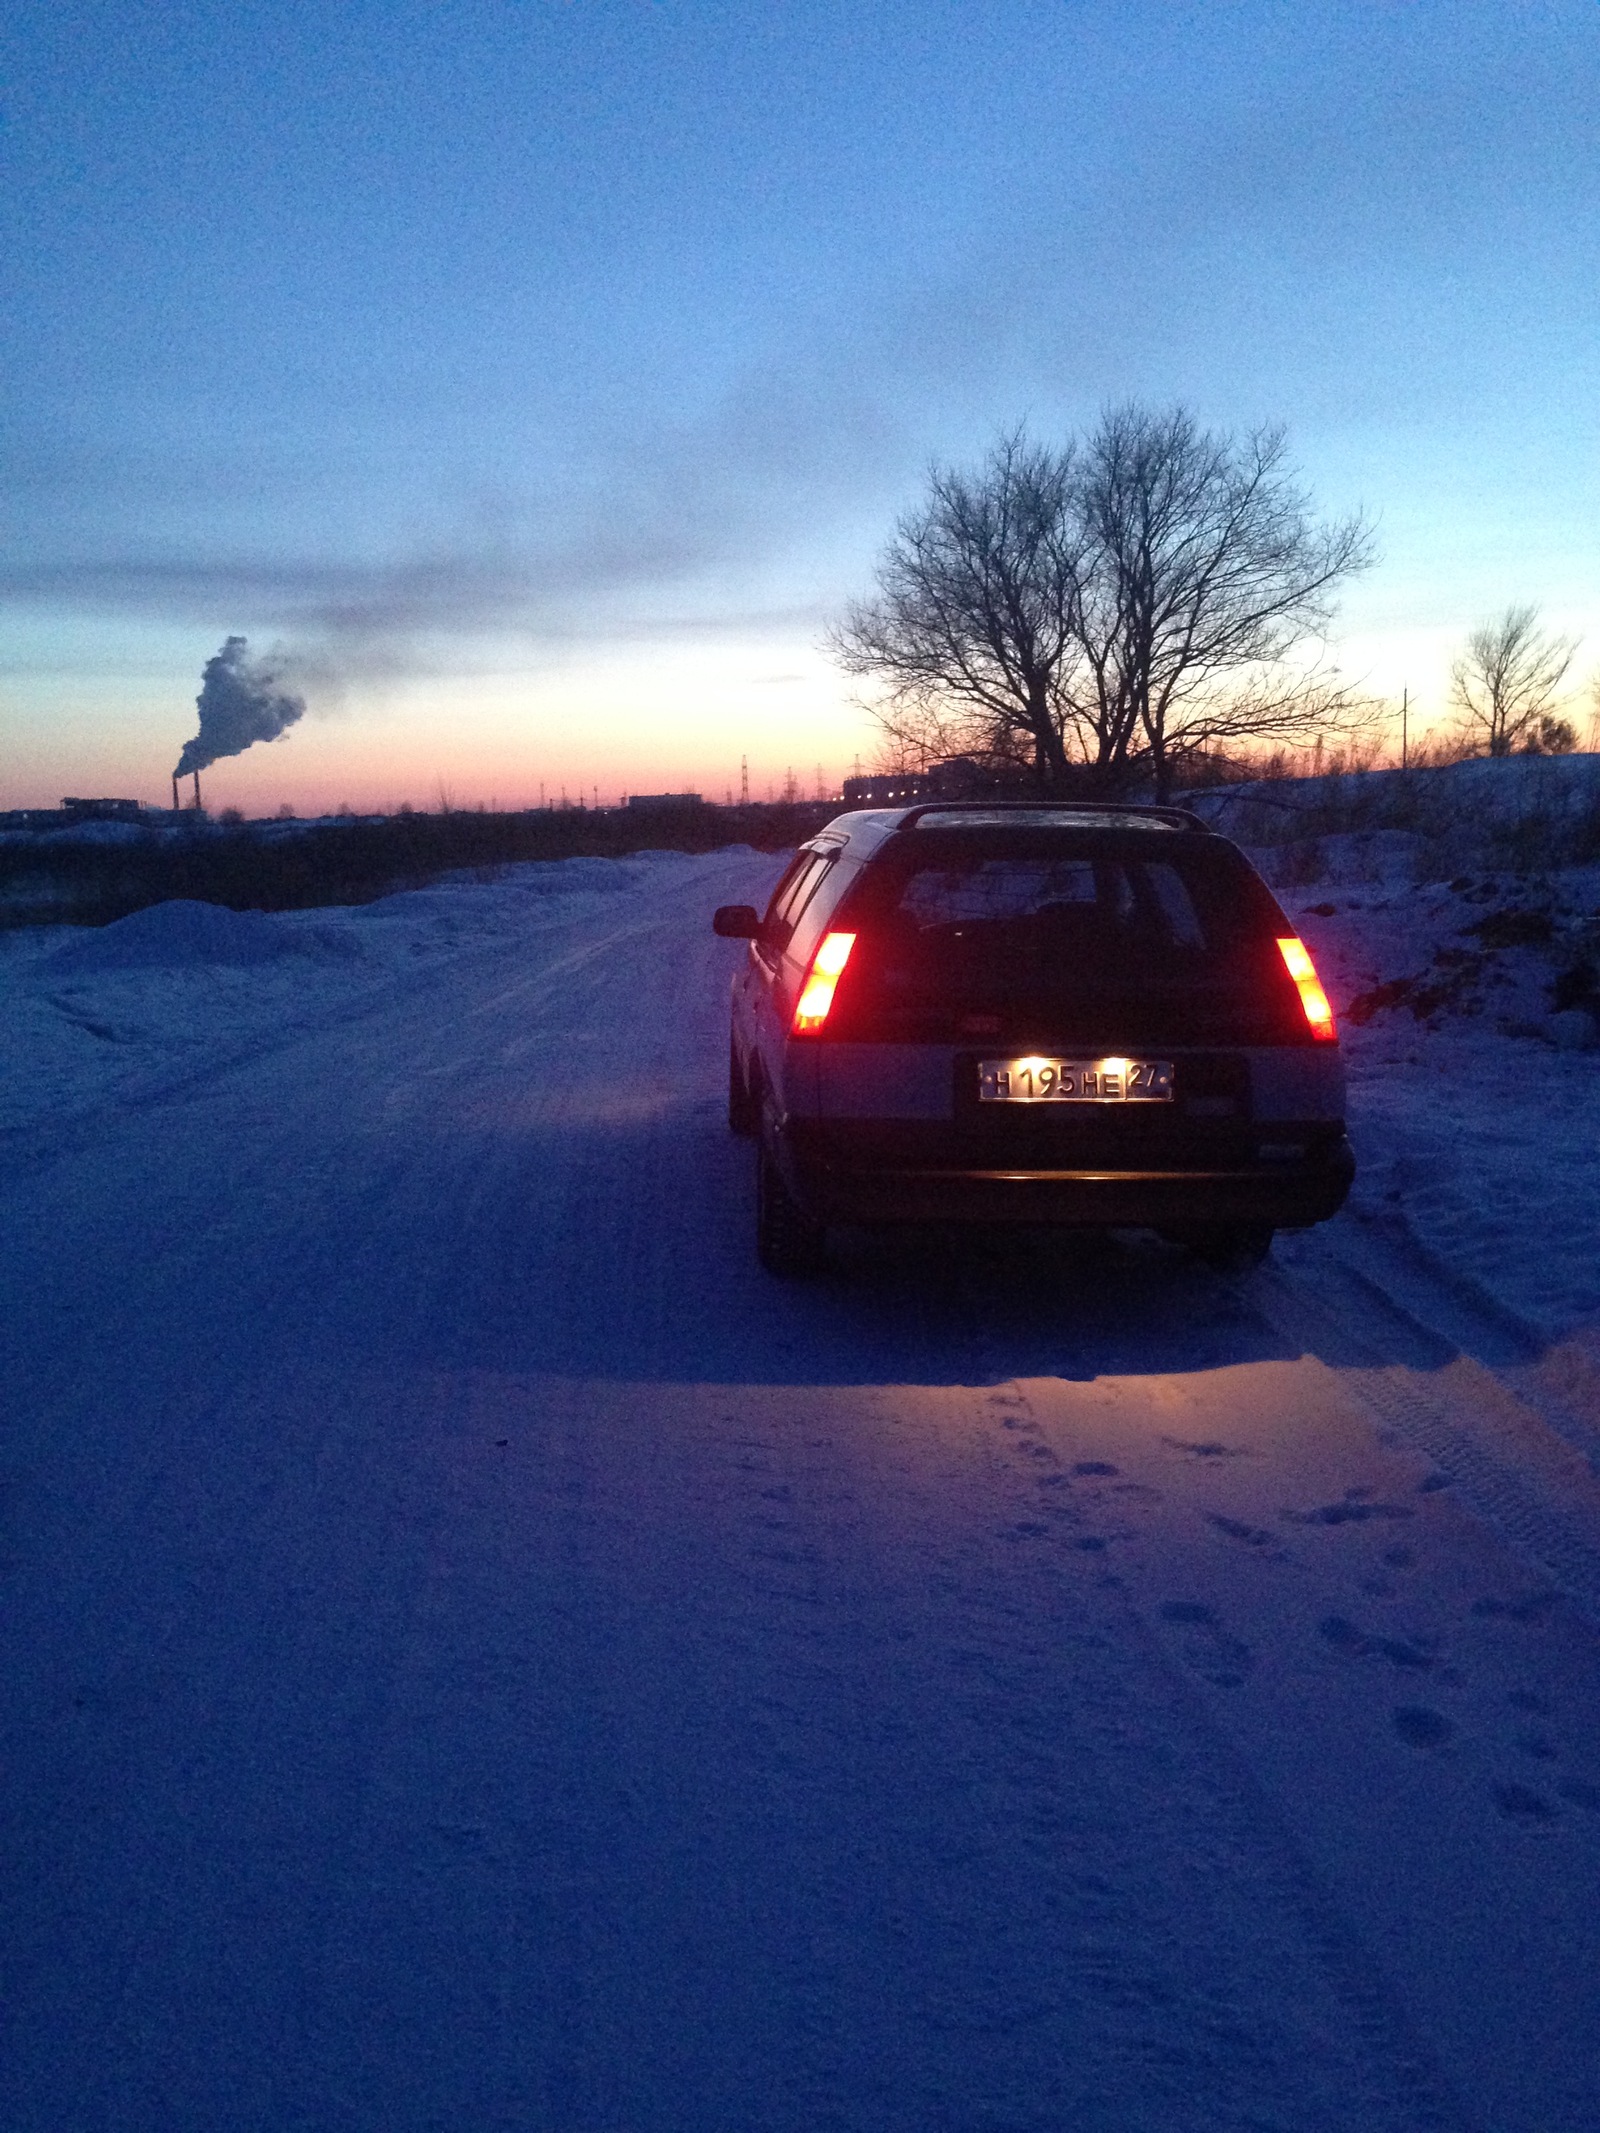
[778, 1125, 1355, 1230]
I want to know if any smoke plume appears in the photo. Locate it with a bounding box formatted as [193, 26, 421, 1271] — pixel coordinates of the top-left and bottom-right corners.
[175, 636, 305, 777]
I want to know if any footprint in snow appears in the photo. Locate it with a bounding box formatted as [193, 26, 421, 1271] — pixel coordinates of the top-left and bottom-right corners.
[1159, 1600, 1254, 1687]
[1493, 1782, 1558, 1826]
[1392, 1705, 1456, 1750]
[1207, 1512, 1284, 1555]
[1318, 1615, 1437, 1669]
[1291, 1491, 1414, 1526]
[1515, 1730, 1559, 1762]
[1472, 1591, 1559, 1622]
[1072, 1460, 1119, 1477]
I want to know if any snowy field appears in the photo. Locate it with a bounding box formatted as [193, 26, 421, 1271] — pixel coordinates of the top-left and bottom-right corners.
[3, 841, 1599, 2130]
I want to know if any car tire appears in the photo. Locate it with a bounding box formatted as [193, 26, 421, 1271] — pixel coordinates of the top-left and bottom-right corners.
[1189, 1223, 1275, 1269]
[756, 1140, 827, 1276]
[728, 1038, 759, 1137]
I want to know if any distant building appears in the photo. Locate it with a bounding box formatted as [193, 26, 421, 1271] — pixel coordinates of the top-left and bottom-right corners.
[61, 797, 147, 822]
[626, 792, 705, 811]
[841, 772, 931, 805]
[0, 797, 160, 834]
[841, 759, 1038, 807]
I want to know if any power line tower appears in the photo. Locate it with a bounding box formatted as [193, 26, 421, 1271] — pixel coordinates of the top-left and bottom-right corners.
[740, 754, 749, 806]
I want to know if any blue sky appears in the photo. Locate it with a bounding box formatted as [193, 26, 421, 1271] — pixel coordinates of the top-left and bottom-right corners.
[3, 0, 1597, 810]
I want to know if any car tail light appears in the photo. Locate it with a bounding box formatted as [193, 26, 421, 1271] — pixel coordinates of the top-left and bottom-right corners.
[792, 931, 857, 1034]
[1276, 936, 1336, 1041]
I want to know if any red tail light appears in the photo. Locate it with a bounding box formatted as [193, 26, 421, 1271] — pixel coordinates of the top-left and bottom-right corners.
[792, 931, 857, 1035]
[1276, 936, 1336, 1041]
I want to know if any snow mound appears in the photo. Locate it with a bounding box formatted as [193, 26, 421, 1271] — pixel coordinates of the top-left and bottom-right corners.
[35, 818, 163, 847]
[1286, 864, 1600, 1333]
[42, 898, 329, 973]
[1252, 829, 1424, 890]
[1199, 753, 1600, 879]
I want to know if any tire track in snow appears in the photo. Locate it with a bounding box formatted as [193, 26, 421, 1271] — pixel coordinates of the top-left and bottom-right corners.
[1291, 1209, 1600, 1473]
[971, 1379, 1485, 2133]
[1255, 1256, 1600, 1625]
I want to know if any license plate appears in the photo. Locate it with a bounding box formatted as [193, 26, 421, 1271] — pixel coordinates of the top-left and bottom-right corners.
[978, 1056, 1174, 1103]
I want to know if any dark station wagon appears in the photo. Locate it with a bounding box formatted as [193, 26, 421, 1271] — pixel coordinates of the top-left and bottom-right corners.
[713, 802, 1354, 1275]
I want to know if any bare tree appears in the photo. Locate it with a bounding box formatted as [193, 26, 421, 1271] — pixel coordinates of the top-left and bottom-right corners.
[829, 431, 1087, 788]
[832, 407, 1373, 801]
[1069, 407, 1373, 797]
[1449, 605, 1577, 757]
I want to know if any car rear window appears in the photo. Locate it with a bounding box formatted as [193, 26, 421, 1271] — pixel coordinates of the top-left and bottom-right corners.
[874, 842, 1261, 960]
[820, 830, 1305, 1045]
[893, 856, 1207, 952]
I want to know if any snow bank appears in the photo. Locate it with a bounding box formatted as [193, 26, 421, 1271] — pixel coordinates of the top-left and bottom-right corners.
[1197, 751, 1600, 879]
[42, 899, 331, 974]
[0, 849, 769, 1145]
[1285, 852, 1600, 1336]
[1250, 829, 1425, 891]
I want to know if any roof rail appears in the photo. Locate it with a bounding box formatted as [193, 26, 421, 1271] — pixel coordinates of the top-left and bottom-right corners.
[890, 799, 1212, 832]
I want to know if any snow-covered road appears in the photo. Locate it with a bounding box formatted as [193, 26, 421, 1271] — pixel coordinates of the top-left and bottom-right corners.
[4, 849, 1600, 2132]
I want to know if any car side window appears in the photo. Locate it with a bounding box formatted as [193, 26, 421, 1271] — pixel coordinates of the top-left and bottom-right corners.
[762, 852, 833, 951]
[762, 853, 814, 931]
[785, 857, 859, 971]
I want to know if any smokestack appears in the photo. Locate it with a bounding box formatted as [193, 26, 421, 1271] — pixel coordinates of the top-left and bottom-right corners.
[172, 773, 180, 815]
[193, 771, 201, 811]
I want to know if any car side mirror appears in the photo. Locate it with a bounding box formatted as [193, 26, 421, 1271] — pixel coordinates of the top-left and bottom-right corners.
[712, 903, 761, 939]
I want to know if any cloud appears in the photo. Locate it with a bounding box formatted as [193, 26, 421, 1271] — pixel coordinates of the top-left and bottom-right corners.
[0, 340, 928, 700]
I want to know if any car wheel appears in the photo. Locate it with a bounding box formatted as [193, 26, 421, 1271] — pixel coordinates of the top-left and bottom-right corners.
[1190, 1223, 1275, 1269]
[756, 1141, 827, 1276]
[728, 1038, 759, 1137]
